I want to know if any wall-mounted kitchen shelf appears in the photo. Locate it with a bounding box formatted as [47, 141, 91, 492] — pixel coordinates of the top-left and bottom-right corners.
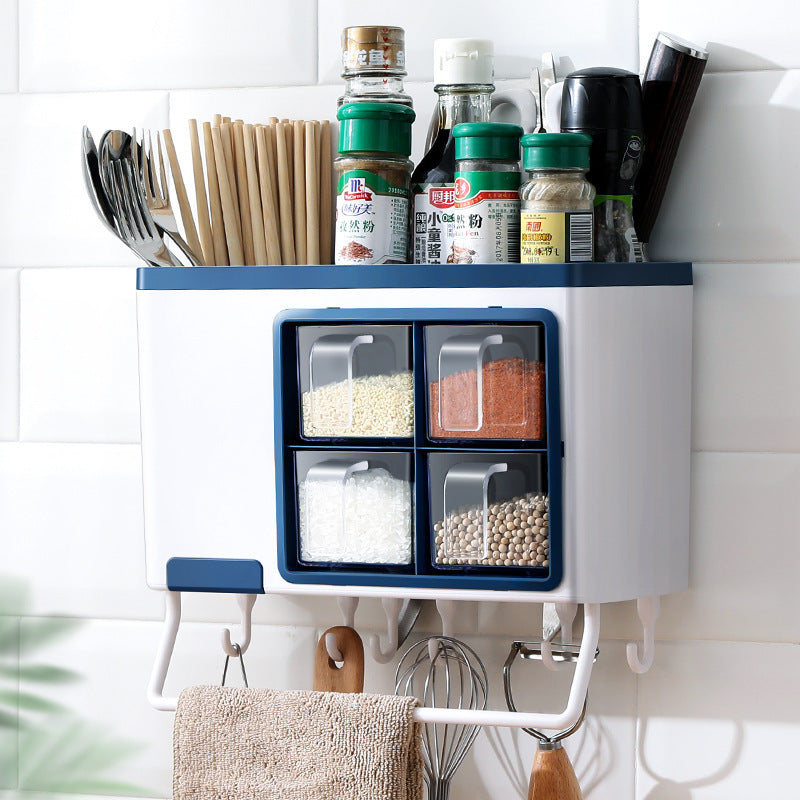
[136, 261, 692, 727]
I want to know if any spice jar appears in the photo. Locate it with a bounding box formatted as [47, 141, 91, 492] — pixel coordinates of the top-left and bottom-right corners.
[519, 133, 596, 264]
[334, 102, 415, 265]
[339, 26, 413, 108]
[452, 122, 522, 264]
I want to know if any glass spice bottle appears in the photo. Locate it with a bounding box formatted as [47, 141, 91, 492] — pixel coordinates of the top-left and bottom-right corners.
[338, 26, 413, 108]
[334, 102, 416, 265]
[519, 133, 596, 264]
[452, 122, 522, 264]
[411, 38, 495, 265]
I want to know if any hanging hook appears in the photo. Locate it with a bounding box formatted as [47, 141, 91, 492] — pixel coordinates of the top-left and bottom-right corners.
[221, 594, 257, 658]
[221, 643, 249, 687]
[326, 597, 360, 661]
[368, 597, 403, 663]
[626, 595, 660, 673]
[429, 598, 458, 660]
[541, 601, 578, 672]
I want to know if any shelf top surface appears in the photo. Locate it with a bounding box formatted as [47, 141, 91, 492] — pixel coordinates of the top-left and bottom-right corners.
[136, 262, 693, 291]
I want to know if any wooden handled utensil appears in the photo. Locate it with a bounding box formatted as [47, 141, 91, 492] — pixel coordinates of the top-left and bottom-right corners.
[528, 740, 583, 800]
[313, 626, 364, 693]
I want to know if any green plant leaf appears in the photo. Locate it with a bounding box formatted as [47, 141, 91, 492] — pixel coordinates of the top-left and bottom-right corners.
[15, 663, 82, 683]
[20, 618, 83, 654]
[0, 707, 17, 728]
[0, 688, 66, 714]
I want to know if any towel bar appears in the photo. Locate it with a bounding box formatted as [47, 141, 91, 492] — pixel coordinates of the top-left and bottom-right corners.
[147, 591, 600, 731]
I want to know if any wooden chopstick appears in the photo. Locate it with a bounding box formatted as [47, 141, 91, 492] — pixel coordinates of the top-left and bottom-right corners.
[275, 122, 296, 265]
[305, 121, 319, 265]
[318, 120, 333, 265]
[256, 125, 282, 265]
[233, 121, 256, 265]
[293, 119, 307, 264]
[203, 121, 228, 265]
[189, 119, 214, 266]
[210, 125, 245, 265]
[162, 128, 204, 264]
[243, 124, 268, 266]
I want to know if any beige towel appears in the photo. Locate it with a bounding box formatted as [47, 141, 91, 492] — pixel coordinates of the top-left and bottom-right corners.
[174, 686, 423, 800]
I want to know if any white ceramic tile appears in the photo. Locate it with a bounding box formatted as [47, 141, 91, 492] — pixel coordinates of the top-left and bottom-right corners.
[655, 452, 800, 644]
[640, 0, 800, 73]
[19, 0, 316, 93]
[20, 268, 140, 443]
[0, 0, 18, 93]
[17, 618, 315, 797]
[0, 443, 161, 621]
[0, 269, 19, 441]
[645, 70, 800, 263]
[0, 616, 18, 790]
[0, 92, 168, 268]
[318, 0, 639, 83]
[692, 262, 800, 452]
[636, 640, 800, 799]
[356, 632, 636, 800]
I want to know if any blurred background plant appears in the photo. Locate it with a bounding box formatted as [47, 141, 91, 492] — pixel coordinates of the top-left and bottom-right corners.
[0, 575, 152, 796]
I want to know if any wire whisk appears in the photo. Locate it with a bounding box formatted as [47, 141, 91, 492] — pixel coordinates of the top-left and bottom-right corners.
[395, 636, 488, 800]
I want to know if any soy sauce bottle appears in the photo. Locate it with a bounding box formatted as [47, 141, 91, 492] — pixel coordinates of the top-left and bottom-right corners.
[411, 38, 494, 264]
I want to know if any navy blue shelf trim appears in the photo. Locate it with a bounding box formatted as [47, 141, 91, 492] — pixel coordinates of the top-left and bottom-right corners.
[137, 262, 693, 291]
[166, 557, 265, 594]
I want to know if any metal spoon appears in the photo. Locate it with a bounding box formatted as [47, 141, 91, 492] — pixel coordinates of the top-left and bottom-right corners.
[81, 126, 116, 232]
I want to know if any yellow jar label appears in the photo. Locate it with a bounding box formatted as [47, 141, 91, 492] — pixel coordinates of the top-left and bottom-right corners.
[520, 211, 593, 263]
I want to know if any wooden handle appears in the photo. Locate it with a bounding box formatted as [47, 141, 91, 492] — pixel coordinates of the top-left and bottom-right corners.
[313, 626, 364, 693]
[162, 129, 204, 263]
[528, 746, 583, 800]
[318, 120, 333, 265]
[189, 119, 214, 266]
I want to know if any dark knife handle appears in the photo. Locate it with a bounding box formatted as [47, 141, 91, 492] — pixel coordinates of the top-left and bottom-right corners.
[634, 33, 708, 244]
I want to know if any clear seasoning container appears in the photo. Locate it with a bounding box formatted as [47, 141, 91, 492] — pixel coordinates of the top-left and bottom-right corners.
[412, 38, 495, 265]
[339, 26, 413, 108]
[520, 133, 596, 263]
[334, 103, 415, 264]
[296, 451, 413, 566]
[428, 452, 548, 569]
[297, 324, 413, 439]
[452, 122, 522, 264]
[425, 323, 546, 441]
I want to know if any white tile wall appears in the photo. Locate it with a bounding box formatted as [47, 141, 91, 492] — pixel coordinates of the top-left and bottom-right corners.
[0, 0, 17, 93]
[19, 0, 318, 93]
[0, 91, 168, 268]
[2, 3, 800, 799]
[646, 70, 800, 263]
[636, 641, 800, 799]
[639, 0, 799, 72]
[318, 0, 640, 83]
[20, 268, 141, 443]
[0, 443, 161, 620]
[0, 270, 19, 441]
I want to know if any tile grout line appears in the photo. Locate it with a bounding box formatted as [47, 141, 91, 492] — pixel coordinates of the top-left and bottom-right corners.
[15, 269, 21, 441]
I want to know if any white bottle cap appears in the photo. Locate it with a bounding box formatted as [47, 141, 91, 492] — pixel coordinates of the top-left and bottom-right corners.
[433, 38, 494, 86]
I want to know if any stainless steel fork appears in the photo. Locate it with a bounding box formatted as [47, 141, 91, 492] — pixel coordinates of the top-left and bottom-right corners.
[108, 158, 182, 267]
[134, 129, 202, 266]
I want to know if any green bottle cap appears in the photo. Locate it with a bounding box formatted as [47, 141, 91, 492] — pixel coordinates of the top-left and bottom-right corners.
[521, 132, 592, 170]
[337, 102, 416, 156]
[453, 122, 523, 161]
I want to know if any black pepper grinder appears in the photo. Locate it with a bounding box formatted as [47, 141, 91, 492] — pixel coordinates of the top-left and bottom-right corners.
[560, 68, 645, 263]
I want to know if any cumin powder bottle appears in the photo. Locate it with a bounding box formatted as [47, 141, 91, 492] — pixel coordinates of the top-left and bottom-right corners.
[334, 102, 415, 265]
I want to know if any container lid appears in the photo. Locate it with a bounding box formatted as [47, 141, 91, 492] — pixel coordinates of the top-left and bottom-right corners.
[342, 26, 406, 75]
[433, 38, 494, 86]
[656, 31, 709, 60]
[453, 122, 523, 160]
[560, 67, 643, 133]
[337, 102, 416, 155]
[521, 132, 592, 170]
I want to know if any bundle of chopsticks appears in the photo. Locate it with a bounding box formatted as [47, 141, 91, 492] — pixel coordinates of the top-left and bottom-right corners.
[166, 115, 333, 266]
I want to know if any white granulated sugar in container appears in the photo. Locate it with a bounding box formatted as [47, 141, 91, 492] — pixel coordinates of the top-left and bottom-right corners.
[299, 468, 413, 564]
[302, 371, 414, 437]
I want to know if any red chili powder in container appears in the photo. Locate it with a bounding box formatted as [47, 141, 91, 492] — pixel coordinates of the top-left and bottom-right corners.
[429, 357, 546, 440]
